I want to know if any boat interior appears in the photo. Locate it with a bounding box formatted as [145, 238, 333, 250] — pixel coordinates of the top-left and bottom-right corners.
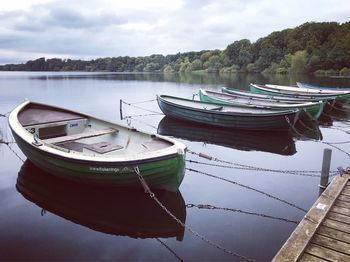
[18, 104, 173, 156]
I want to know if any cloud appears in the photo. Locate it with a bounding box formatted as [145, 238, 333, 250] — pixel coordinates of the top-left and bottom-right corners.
[0, 0, 349, 64]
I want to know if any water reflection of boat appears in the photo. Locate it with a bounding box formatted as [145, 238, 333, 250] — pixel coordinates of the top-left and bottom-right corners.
[16, 160, 186, 240]
[291, 119, 323, 141]
[157, 116, 297, 155]
[318, 105, 350, 126]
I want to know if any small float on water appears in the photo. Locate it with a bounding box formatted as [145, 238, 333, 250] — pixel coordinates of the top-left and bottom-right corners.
[9, 100, 186, 192]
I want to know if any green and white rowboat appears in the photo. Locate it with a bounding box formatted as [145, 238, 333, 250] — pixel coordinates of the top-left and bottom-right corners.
[199, 89, 324, 120]
[222, 87, 330, 103]
[9, 100, 186, 192]
[250, 83, 350, 103]
[157, 95, 301, 130]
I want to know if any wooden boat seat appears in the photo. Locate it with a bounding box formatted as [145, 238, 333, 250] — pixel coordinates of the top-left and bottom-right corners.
[54, 141, 123, 154]
[43, 128, 119, 144]
[142, 138, 172, 151]
[19, 107, 86, 126]
[84, 142, 123, 154]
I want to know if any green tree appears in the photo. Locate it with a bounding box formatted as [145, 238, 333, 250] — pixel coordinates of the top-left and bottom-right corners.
[290, 50, 308, 74]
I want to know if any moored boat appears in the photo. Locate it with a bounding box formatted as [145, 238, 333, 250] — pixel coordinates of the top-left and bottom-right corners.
[297, 82, 350, 92]
[250, 83, 340, 100]
[157, 95, 300, 130]
[17, 160, 186, 240]
[9, 100, 186, 192]
[199, 89, 324, 120]
[267, 83, 350, 95]
[221, 87, 326, 103]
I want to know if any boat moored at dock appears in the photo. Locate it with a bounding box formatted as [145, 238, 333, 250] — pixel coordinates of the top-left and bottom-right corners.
[9, 100, 186, 192]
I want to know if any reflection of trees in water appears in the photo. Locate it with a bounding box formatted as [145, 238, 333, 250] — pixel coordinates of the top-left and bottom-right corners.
[27, 72, 349, 90]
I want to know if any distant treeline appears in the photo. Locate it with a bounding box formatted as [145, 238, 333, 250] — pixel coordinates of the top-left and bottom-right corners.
[1, 22, 350, 75]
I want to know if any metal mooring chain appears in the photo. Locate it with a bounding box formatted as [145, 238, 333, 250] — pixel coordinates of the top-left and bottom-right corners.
[133, 166, 255, 262]
[186, 203, 300, 224]
[186, 167, 307, 213]
[155, 238, 184, 262]
[187, 150, 339, 177]
[186, 159, 339, 177]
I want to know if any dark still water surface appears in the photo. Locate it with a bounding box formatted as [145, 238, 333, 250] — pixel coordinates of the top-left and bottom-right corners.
[0, 71, 349, 261]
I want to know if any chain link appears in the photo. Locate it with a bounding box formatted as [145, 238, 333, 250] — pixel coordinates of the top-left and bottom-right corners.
[320, 141, 350, 158]
[155, 238, 184, 262]
[186, 167, 307, 213]
[133, 166, 255, 262]
[186, 159, 339, 177]
[186, 203, 300, 224]
[187, 150, 339, 177]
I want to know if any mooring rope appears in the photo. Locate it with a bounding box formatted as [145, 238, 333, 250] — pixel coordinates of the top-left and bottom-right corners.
[123, 113, 163, 118]
[285, 115, 318, 142]
[5, 143, 25, 163]
[186, 167, 307, 213]
[124, 99, 157, 104]
[321, 141, 350, 158]
[0, 111, 11, 118]
[327, 102, 350, 113]
[326, 126, 350, 134]
[186, 203, 300, 224]
[121, 100, 163, 115]
[127, 117, 158, 130]
[155, 238, 184, 262]
[323, 140, 350, 145]
[134, 166, 255, 262]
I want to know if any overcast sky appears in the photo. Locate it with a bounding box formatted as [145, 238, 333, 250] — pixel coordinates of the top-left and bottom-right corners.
[0, 0, 349, 64]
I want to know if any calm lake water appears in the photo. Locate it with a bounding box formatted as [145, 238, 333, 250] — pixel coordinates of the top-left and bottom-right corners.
[0, 71, 349, 261]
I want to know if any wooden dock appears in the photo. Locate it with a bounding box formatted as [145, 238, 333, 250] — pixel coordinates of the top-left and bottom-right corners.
[273, 172, 350, 261]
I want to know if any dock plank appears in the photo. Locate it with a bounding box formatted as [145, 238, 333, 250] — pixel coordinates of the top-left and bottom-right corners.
[334, 199, 350, 209]
[342, 186, 350, 195]
[311, 233, 350, 255]
[322, 218, 350, 234]
[299, 253, 328, 262]
[318, 226, 350, 244]
[331, 205, 350, 217]
[327, 211, 350, 225]
[338, 194, 350, 203]
[304, 244, 350, 261]
[272, 174, 350, 262]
